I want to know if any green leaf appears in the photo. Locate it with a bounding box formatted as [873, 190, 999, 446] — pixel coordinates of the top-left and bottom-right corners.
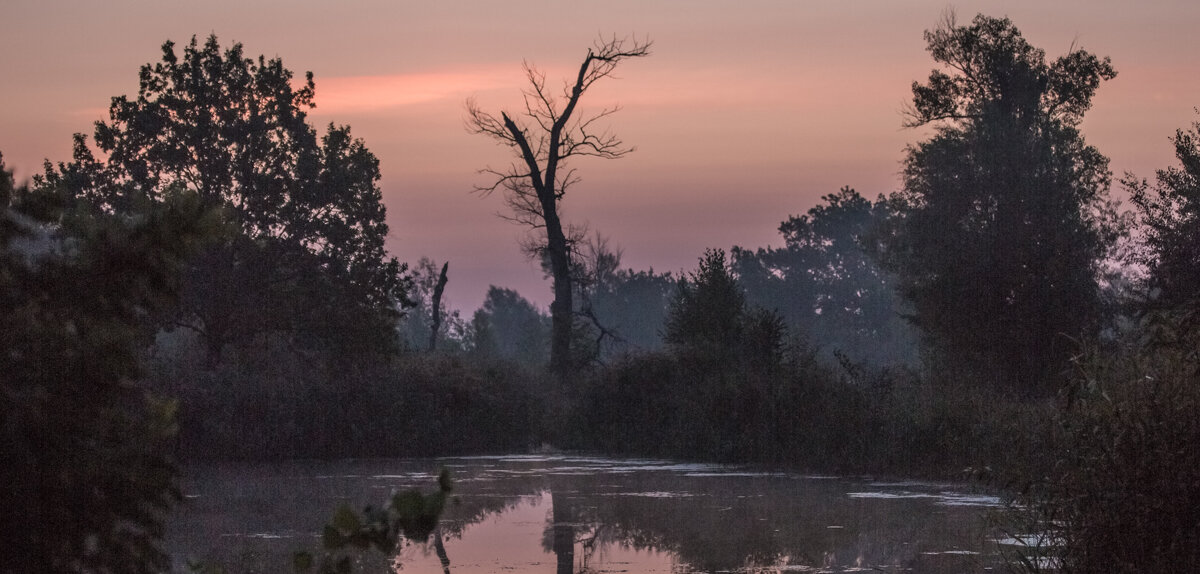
[330, 505, 361, 533]
[322, 525, 344, 550]
[293, 551, 314, 572]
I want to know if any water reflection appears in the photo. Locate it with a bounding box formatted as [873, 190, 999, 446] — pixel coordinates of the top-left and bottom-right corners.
[168, 456, 1005, 573]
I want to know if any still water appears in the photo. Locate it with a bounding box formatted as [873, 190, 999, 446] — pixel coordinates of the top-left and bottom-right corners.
[168, 455, 1014, 573]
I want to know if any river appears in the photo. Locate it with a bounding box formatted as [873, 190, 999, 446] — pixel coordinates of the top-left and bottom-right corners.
[167, 455, 1018, 573]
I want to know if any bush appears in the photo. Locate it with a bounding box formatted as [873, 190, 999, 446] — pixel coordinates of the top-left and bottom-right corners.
[2, 166, 214, 573]
[1010, 314, 1200, 573]
[147, 341, 547, 460]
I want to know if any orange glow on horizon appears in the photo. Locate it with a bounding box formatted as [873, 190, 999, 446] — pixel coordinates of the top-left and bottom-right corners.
[314, 69, 515, 113]
[4, 0, 1200, 311]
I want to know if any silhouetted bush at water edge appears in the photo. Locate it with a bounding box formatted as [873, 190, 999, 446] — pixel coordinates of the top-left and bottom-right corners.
[146, 339, 547, 461]
[564, 349, 1053, 479]
[1004, 314, 1200, 573]
[148, 320, 1054, 481]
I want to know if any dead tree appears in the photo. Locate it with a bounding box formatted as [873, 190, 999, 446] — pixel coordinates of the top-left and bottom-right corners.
[467, 35, 651, 377]
[428, 261, 449, 352]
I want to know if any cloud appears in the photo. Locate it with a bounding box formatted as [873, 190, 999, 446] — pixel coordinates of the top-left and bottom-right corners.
[313, 68, 513, 113]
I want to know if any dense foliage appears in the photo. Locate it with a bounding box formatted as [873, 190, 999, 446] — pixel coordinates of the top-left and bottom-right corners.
[36, 35, 409, 363]
[469, 286, 551, 367]
[148, 348, 544, 460]
[1, 154, 215, 573]
[734, 187, 915, 366]
[877, 15, 1121, 395]
[1128, 118, 1200, 309]
[1001, 313, 1200, 573]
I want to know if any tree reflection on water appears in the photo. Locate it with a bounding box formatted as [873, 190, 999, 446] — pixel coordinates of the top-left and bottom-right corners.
[169, 456, 1004, 573]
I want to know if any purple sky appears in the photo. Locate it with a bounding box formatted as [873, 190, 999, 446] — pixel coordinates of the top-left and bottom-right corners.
[4, 0, 1198, 311]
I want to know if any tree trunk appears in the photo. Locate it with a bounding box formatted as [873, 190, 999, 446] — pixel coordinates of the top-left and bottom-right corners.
[433, 526, 451, 574]
[551, 489, 575, 574]
[428, 262, 449, 352]
[544, 204, 573, 378]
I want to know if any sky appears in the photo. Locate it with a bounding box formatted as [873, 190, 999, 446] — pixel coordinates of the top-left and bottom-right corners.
[3, 0, 1199, 312]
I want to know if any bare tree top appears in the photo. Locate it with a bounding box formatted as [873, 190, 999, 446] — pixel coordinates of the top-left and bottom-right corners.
[466, 35, 652, 199]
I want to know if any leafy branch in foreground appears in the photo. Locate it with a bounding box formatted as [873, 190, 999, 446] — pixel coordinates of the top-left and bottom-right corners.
[293, 469, 455, 574]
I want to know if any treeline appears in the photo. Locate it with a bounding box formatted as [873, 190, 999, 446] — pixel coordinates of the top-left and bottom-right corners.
[5, 13, 1200, 574]
[402, 15, 1199, 571]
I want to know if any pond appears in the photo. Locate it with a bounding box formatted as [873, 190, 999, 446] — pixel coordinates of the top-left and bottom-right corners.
[167, 455, 1017, 573]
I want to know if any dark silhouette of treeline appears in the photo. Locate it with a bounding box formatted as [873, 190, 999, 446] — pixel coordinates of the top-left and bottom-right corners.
[4, 13, 1200, 573]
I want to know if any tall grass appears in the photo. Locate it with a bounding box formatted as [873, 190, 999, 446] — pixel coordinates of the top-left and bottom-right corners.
[146, 332, 547, 460]
[1006, 316, 1200, 573]
[565, 347, 1051, 479]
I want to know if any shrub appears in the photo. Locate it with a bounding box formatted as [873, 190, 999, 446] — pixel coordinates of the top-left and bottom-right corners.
[1010, 313, 1200, 573]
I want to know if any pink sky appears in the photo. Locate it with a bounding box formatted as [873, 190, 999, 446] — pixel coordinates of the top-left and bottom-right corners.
[4, 0, 1199, 312]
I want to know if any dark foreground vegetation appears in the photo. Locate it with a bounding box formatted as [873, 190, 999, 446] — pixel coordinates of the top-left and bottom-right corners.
[3, 12, 1199, 574]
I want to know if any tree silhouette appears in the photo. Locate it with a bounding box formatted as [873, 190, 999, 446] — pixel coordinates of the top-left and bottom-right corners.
[734, 187, 913, 366]
[1127, 116, 1200, 311]
[470, 286, 550, 367]
[664, 249, 746, 355]
[467, 35, 651, 377]
[37, 35, 409, 362]
[428, 261, 450, 351]
[2, 153, 217, 573]
[878, 13, 1121, 394]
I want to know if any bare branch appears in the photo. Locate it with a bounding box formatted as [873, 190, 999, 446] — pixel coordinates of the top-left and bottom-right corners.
[578, 35, 654, 94]
[465, 98, 517, 144]
[522, 61, 558, 127]
[471, 167, 532, 196]
[556, 168, 581, 198]
[465, 35, 650, 376]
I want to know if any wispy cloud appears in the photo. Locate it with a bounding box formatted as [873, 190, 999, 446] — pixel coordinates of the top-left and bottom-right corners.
[313, 68, 513, 113]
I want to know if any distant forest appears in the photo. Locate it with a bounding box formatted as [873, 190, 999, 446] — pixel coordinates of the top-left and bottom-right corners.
[3, 13, 1199, 574]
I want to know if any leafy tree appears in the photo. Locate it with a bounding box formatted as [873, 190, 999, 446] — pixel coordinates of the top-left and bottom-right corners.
[877, 14, 1121, 394]
[36, 35, 409, 362]
[665, 249, 788, 369]
[2, 152, 216, 573]
[1126, 116, 1200, 310]
[470, 286, 550, 367]
[586, 267, 676, 357]
[1010, 315, 1200, 574]
[665, 249, 746, 354]
[733, 187, 914, 366]
[467, 36, 651, 377]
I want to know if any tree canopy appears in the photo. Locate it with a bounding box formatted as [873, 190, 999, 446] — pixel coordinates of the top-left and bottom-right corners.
[734, 187, 913, 366]
[665, 249, 787, 370]
[37, 35, 409, 361]
[878, 14, 1121, 394]
[1127, 117, 1200, 311]
[470, 286, 550, 367]
[2, 153, 216, 573]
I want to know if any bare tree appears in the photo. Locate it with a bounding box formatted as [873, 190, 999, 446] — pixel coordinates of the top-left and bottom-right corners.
[428, 261, 449, 352]
[467, 35, 651, 376]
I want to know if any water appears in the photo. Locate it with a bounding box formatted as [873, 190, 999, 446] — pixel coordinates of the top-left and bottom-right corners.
[167, 455, 1012, 573]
